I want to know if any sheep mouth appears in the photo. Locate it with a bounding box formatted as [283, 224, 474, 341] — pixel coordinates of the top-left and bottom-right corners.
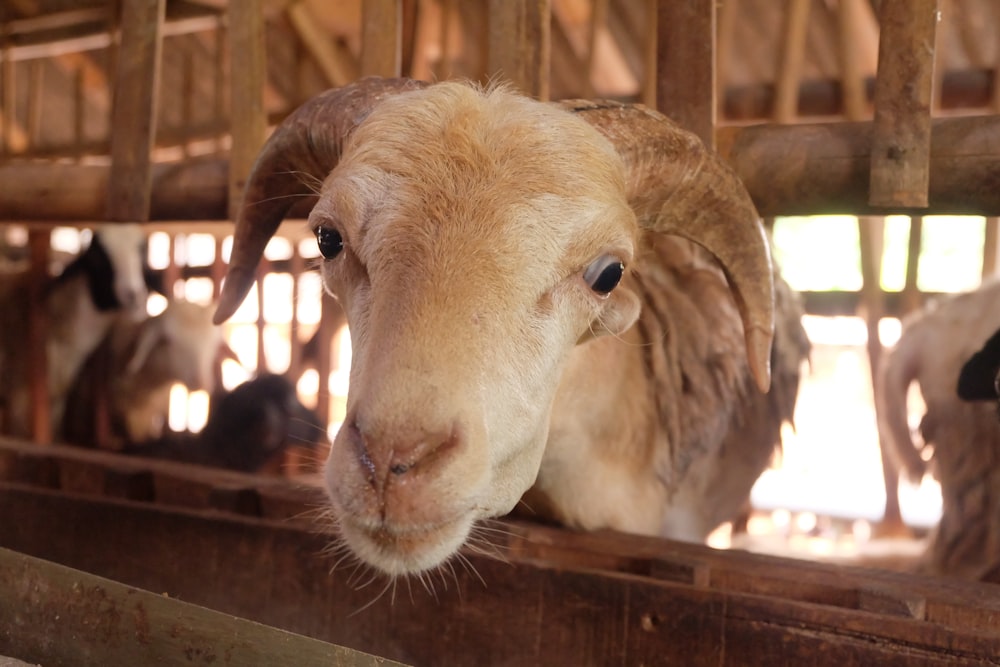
[336, 511, 475, 576]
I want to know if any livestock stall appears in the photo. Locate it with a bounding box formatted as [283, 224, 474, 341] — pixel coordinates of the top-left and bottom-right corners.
[3, 1, 1000, 665]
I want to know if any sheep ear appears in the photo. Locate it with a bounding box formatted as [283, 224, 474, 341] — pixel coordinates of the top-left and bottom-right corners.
[563, 100, 774, 392]
[215, 77, 430, 324]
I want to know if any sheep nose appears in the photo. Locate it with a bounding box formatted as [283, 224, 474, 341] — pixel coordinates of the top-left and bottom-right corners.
[344, 415, 462, 487]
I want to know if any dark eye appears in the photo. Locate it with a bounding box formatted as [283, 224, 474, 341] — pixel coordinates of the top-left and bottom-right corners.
[315, 226, 343, 259]
[583, 255, 624, 295]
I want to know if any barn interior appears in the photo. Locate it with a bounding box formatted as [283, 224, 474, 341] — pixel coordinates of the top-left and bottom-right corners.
[2, 0, 1000, 664]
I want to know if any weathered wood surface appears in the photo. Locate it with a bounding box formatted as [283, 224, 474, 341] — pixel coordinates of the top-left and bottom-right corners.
[227, 0, 267, 221]
[1, 438, 999, 666]
[487, 0, 550, 100]
[656, 0, 715, 148]
[361, 0, 402, 78]
[868, 0, 938, 208]
[105, 0, 165, 223]
[0, 547, 406, 667]
[718, 115, 1000, 216]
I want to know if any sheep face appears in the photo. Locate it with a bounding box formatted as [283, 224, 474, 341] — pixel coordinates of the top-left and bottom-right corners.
[216, 78, 775, 578]
[86, 224, 150, 318]
[312, 84, 642, 574]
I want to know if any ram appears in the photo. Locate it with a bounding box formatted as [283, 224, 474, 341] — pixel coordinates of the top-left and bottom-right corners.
[214, 77, 809, 577]
[876, 278, 1000, 580]
[0, 225, 149, 438]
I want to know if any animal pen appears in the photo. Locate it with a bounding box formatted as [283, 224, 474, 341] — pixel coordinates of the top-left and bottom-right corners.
[2, 0, 1000, 665]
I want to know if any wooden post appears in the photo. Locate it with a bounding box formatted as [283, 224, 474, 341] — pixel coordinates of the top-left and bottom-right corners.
[773, 0, 811, 124]
[361, 0, 402, 77]
[868, 0, 939, 208]
[488, 0, 551, 100]
[656, 0, 715, 149]
[228, 0, 267, 221]
[105, 0, 165, 222]
[27, 231, 51, 444]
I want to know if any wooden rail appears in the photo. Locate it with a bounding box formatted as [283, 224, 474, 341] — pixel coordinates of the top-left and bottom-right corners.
[1, 438, 998, 666]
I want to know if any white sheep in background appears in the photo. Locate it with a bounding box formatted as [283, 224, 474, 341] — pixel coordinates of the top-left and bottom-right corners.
[0, 224, 149, 438]
[60, 299, 228, 447]
[876, 278, 1000, 581]
[214, 77, 810, 577]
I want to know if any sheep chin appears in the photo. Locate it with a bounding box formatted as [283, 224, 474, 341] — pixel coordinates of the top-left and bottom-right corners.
[335, 511, 475, 577]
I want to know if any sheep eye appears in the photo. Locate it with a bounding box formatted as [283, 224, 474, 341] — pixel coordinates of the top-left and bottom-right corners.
[315, 226, 343, 259]
[583, 255, 625, 295]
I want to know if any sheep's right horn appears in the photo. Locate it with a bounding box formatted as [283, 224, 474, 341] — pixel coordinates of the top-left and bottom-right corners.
[214, 77, 428, 324]
[563, 100, 775, 392]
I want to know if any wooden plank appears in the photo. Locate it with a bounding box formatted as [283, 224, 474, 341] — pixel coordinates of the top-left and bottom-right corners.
[868, 0, 939, 208]
[287, 1, 358, 86]
[105, 0, 165, 223]
[487, 0, 551, 100]
[1, 485, 998, 665]
[228, 0, 267, 221]
[361, 0, 402, 77]
[717, 116, 1000, 217]
[0, 547, 404, 667]
[656, 0, 715, 149]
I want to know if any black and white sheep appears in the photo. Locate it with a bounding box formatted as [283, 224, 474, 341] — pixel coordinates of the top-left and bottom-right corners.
[0, 224, 150, 438]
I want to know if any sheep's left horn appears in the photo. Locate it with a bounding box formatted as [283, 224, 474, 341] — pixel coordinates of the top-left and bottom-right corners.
[563, 100, 774, 392]
[214, 77, 428, 324]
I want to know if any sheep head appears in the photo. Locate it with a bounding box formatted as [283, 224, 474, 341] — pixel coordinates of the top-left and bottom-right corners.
[215, 77, 774, 576]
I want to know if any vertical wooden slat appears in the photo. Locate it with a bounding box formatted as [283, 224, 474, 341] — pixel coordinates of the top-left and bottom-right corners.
[361, 0, 402, 77]
[983, 219, 1000, 278]
[73, 66, 85, 161]
[487, 0, 551, 100]
[584, 0, 608, 99]
[641, 0, 656, 107]
[838, 0, 870, 121]
[656, 0, 715, 149]
[27, 230, 51, 444]
[228, 0, 267, 221]
[772, 0, 811, 123]
[25, 60, 43, 147]
[902, 216, 924, 313]
[105, 0, 165, 222]
[715, 0, 738, 116]
[868, 0, 939, 208]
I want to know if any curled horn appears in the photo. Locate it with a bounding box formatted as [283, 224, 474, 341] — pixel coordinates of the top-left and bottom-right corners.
[214, 77, 429, 324]
[560, 100, 774, 392]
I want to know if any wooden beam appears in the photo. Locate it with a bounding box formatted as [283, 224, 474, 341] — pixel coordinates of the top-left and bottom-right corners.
[227, 0, 267, 220]
[286, 1, 358, 86]
[868, 0, 939, 208]
[656, 0, 715, 149]
[0, 14, 220, 62]
[718, 116, 1000, 217]
[487, 0, 551, 100]
[105, 0, 165, 222]
[361, 0, 401, 77]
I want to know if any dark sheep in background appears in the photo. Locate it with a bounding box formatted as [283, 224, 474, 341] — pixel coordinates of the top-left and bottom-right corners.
[125, 373, 327, 473]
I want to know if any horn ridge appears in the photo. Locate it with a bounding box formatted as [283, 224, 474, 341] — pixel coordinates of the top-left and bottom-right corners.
[562, 100, 775, 391]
